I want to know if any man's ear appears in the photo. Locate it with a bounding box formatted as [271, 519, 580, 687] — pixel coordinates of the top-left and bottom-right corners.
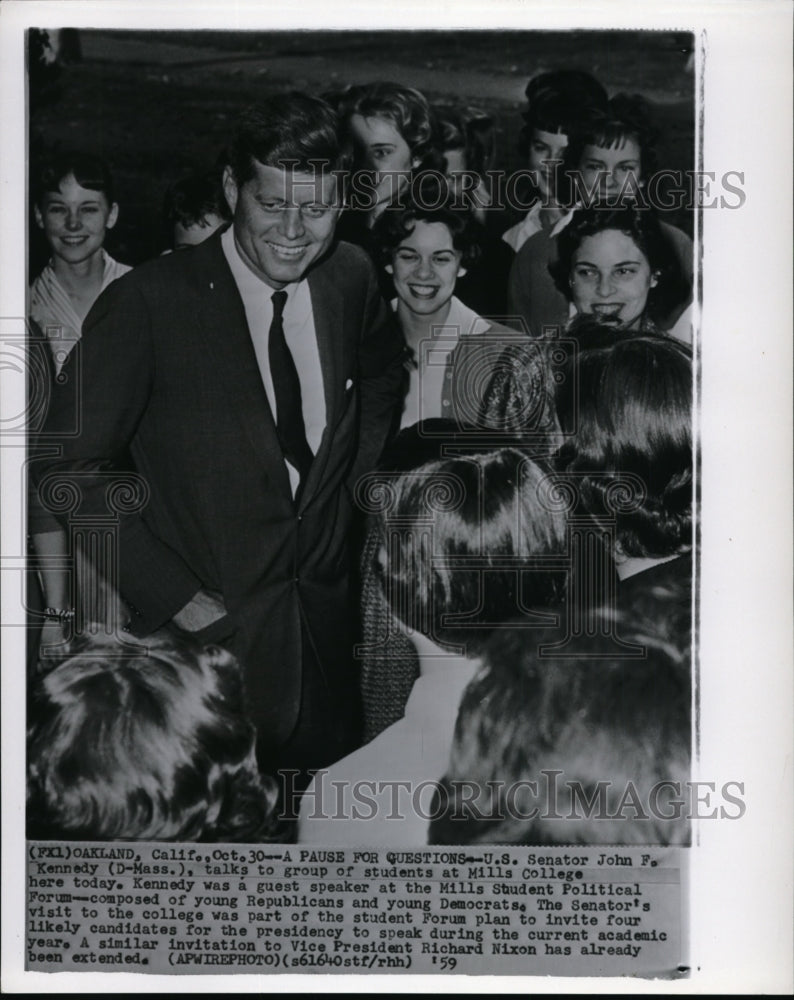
[222, 165, 239, 214]
[106, 202, 119, 230]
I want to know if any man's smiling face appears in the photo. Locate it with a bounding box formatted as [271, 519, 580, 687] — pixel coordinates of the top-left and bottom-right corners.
[223, 160, 340, 288]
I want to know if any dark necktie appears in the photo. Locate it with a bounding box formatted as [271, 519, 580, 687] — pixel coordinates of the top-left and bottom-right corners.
[268, 290, 313, 493]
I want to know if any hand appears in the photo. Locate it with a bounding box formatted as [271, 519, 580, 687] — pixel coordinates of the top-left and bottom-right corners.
[172, 589, 228, 632]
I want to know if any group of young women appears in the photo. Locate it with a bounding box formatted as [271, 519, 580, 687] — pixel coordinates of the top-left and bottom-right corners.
[27, 69, 694, 846]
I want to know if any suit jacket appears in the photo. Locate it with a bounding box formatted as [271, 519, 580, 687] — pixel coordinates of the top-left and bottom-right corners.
[35, 232, 406, 753]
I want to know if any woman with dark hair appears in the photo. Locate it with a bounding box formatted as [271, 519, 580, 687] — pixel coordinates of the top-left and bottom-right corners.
[371, 180, 528, 430]
[29, 152, 131, 652]
[556, 332, 693, 589]
[503, 69, 607, 251]
[298, 441, 569, 845]
[508, 95, 693, 338]
[30, 151, 129, 374]
[556, 93, 661, 206]
[354, 191, 559, 743]
[549, 205, 691, 334]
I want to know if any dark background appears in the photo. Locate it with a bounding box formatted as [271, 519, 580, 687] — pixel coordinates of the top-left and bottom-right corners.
[28, 29, 695, 276]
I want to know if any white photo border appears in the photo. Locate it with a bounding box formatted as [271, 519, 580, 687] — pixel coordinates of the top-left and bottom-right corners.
[2, 0, 792, 993]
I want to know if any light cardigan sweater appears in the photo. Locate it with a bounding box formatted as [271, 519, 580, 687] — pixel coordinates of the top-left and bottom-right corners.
[29, 250, 131, 373]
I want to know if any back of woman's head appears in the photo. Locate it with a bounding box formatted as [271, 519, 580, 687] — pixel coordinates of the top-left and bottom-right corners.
[27, 633, 278, 841]
[361, 446, 569, 657]
[429, 580, 692, 846]
[557, 334, 693, 558]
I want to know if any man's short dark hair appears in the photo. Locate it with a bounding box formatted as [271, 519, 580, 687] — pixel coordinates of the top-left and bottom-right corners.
[227, 92, 344, 185]
[162, 168, 231, 229]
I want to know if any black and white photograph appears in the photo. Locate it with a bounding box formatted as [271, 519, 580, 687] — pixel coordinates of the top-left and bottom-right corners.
[2, 0, 792, 992]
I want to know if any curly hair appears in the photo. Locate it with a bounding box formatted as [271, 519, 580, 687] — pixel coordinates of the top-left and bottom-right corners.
[27, 632, 279, 841]
[549, 205, 691, 326]
[339, 81, 445, 174]
[370, 177, 483, 269]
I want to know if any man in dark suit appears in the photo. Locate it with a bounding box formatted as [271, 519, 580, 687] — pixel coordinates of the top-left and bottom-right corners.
[36, 94, 406, 780]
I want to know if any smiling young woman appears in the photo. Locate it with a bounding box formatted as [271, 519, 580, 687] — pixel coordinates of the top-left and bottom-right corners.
[30, 152, 129, 372]
[508, 94, 694, 339]
[28, 153, 132, 662]
[549, 205, 689, 334]
[371, 180, 522, 430]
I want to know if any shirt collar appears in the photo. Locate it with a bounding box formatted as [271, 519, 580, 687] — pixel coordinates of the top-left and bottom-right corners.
[221, 225, 299, 306]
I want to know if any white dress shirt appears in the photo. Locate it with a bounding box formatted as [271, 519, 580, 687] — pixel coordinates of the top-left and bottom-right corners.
[222, 227, 326, 495]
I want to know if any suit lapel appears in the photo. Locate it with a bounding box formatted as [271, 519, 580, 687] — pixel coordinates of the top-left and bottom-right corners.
[191, 234, 294, 503]
[299, 259, 346, 510]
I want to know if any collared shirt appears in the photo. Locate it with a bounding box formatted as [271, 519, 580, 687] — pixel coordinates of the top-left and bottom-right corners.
[397, 296, 490, 429]
[29, 250, 131, 373]
[501, 201, 575, 252]
[501, 200, 545, 252]
[298, 656, 480, 845]
[222, 226, 326, 495]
